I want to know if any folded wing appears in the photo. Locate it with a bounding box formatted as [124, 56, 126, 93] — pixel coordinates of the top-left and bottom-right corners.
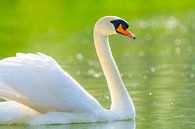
[0, 53, 102, 113]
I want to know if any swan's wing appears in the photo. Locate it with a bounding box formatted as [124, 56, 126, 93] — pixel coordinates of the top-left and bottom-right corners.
[0, 53, 102, 113]
[0, 101, 39, 124]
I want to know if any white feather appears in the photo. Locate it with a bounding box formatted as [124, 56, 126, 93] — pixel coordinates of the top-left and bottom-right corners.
[0, 16, 135, 125]
[0, 53, 103, 113]
[0, 101, 39, 124]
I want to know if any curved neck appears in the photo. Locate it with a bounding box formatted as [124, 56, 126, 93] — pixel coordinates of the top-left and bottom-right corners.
[93, 28, 134, 112]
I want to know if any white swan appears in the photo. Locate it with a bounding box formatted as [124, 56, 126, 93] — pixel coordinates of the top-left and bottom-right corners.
[0, 16, 136, 125]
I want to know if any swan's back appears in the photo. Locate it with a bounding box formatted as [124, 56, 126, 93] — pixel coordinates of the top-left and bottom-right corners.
[0, 53, 103, 113]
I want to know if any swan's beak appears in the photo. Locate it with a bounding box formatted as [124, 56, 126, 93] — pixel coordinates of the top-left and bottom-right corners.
[116, 24, 136, 39]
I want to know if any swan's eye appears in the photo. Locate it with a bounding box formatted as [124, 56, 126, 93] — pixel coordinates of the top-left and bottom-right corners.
[110, 19, 136, 39]
[110, 19, 129, 30]
[122, 24, 127, 30]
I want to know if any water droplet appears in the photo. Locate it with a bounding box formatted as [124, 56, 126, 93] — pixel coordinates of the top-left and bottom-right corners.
[165, 16, 178, 34]
[76, 71, 80, 76]
[87, 69, 102, 78]
[138, 20, 149, 28]
[175, 39, 182, 46]
[143, 75, 148, 80]
[76, 53, 83, 61]
[88, 69, 95, 75]
[93, 73, 102, 78]
[150, 67, 156, 73]
[88, 60, 95, 66]
[165, 16, 177, 29]
[190, 73, 194, 78]
[175, 47, 181, 54]
[105, 95, 110, 99]
[179, 25, 187, 33]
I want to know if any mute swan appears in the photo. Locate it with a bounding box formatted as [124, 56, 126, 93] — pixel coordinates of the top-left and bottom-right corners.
[0, 16, 136, 125]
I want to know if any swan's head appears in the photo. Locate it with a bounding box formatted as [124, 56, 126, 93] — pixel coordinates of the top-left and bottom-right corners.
[95, 16, 136, 39]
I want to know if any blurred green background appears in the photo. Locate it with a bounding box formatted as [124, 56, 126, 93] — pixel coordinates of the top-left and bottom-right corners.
[1, 0, 195, 57]
[0, 0, 195, 129]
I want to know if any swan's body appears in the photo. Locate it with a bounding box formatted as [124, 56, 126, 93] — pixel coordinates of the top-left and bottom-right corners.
[0, 16, 136, 125]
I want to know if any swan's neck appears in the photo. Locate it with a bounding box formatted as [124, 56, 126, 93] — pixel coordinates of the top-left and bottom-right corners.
[94, 29, 135, 113]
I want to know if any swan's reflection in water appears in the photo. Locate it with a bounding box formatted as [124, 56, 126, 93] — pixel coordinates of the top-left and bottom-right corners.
[0, 120, 135, 129]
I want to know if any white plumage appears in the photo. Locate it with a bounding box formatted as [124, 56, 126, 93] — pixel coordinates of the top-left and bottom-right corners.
[0, 53, 103, 113]
[0, 16, 136, 125]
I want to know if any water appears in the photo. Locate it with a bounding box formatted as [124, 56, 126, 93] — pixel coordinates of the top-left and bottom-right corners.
[63, 55, 195, 129]
[0, 121, 135, 129]
[0, 0, 195, 128]
[0, 56, 194, 128]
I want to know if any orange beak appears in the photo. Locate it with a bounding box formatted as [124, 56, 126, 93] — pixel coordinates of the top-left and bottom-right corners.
[116, 24, 136, 39]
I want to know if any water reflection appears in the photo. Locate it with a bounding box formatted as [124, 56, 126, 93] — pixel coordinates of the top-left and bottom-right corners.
[0, 120, 135, 129]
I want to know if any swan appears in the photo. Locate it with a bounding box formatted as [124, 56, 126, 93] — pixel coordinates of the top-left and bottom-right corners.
[0, 16, 136, 125]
